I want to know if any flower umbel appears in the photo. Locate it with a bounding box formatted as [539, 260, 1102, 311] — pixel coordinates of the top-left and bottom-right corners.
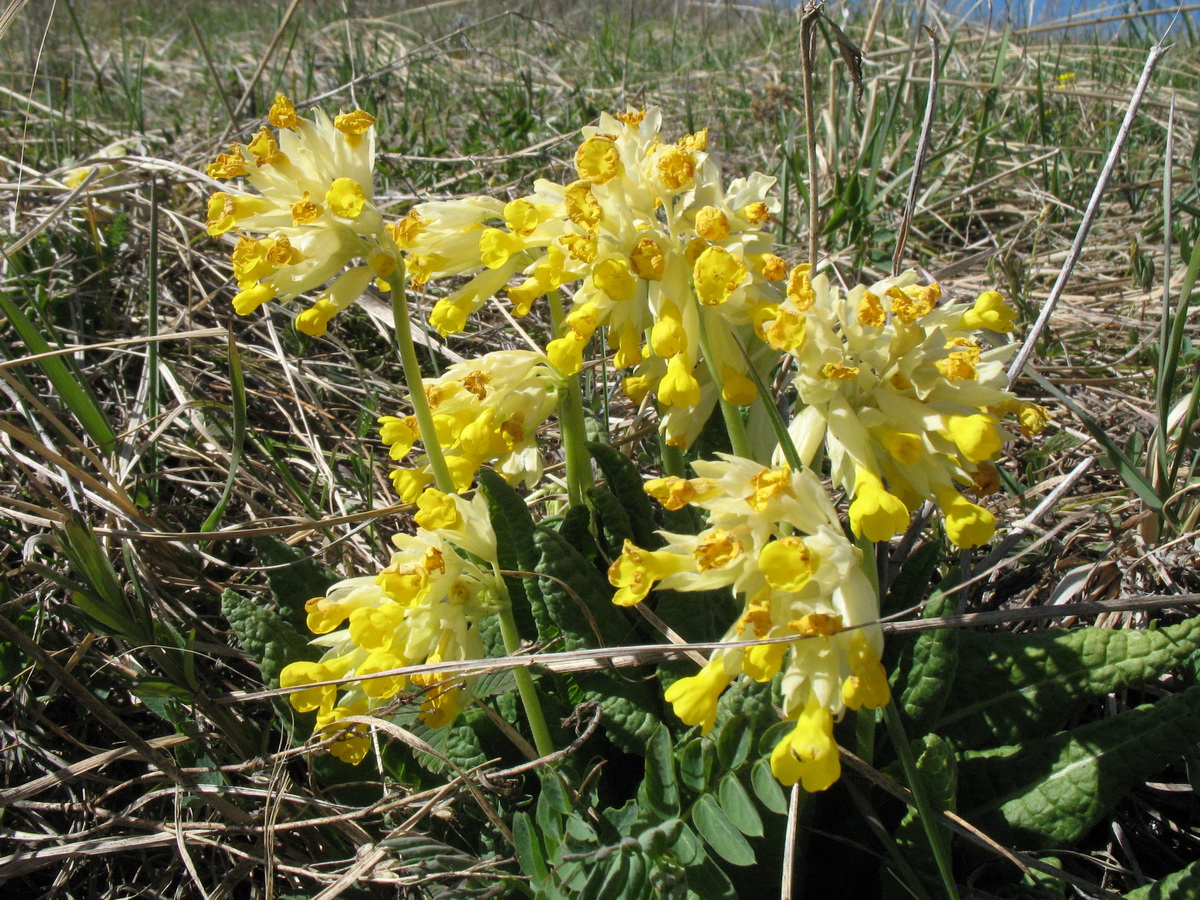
[278, 493, 503, 762]
[380, 350, 562, 500]
[608, 456, 890, 788]
[207, 95, 396, 336]
[772, 270, 1035, 547]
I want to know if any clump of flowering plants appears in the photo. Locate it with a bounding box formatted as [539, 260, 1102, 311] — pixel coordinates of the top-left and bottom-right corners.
[207, 94, 1074, 897]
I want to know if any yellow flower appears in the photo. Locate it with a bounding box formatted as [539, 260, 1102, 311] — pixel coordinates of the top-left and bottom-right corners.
[280, 496, 503, 764]
[383, 351, 561, 496]
[849, 469, 910, 542]
[614, 456, 888, 787]
[664, 660, 731, 733]
[960, 290, 1016, 332]
[776, 269, 1035, 549]
[206, 94, 393, 334]
[769, 698, 840, 791]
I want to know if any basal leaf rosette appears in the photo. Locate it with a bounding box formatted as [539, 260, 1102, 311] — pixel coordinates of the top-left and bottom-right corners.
[206, 94, 398, 336]
[765, 268, 1048, 548]
[607, 455, 890, 790]
[379, 349, 563, 502]
[278, 491, 501, 764]
[396, 108, 787, 450]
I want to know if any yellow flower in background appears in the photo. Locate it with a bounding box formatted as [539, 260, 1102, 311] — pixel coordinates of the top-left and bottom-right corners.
[381, 350, 562, 501]
[278, 492, 502, 762]
[769, 270, 1036, 548]
[62, 141, 129, 190]
[206, 94, 396, 336]
[608, 455, 889, 788]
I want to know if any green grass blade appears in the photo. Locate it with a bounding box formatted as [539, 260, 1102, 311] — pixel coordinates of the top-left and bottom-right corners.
[200, 327, 247, 534]
[0, 289, 117, 453]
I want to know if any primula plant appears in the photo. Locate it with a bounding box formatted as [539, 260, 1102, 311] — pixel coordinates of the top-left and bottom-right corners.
[194, 88, 1134, 898]
[11, 6, 1200, 898]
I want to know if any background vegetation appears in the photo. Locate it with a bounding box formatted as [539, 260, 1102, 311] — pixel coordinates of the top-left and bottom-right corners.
[2, 0, 1200, 896]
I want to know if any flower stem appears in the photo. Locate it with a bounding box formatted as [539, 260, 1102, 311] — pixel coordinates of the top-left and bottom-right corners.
[496, 596, 555, 759]
[696, 308, 752, 460]
[391, 276, 455, 494]
[547, 290, 593, 508]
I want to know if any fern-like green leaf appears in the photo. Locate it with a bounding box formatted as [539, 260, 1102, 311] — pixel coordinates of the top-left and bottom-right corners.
[959, 683, 1200, 849]
[936, 616, 1200, 749]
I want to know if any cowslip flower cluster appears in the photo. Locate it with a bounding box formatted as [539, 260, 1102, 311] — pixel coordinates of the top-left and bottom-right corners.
[205, 94, 398, 336]
[607, 455, 890, 791]
[379, 349, 563, 501]
[278, 491, 502, 764]
[398, 107, 787, 449]
[766, 269, 1046, 548]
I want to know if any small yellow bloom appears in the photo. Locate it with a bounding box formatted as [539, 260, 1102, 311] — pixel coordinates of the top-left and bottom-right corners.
[207, 151, 247, 179]
[693, 529, 743, 571]
[630, 236, 666, 281]
[644, 476, 722, 510]
[334, 109, 376, 144]
[415, 489, 462, 531]
[693, 246, 747, 307]
[935, 486, 995, 548]
[663, 660, 730, 734]
[608, 539, 689, 606]
[232, 282, 277, 316]
[593, 257, 636, 302]
[575, 135, 621, 184]
[849, 469, 910, 542]
[268, 94, 299, 129]
[695, 206, 730, 242]
[769, 699, 839, 791]
[565, 180, 603, 232]
[943, 414, 1002, 463]
[758, 537, 815, 592]
[657, 146, 696, 189]
[786, 264, 816, 310]
[326, 177, 367, 218]
[857, 291, 885, 327]
[291, 192, 322, 225]
[960, 290, 1016, 332]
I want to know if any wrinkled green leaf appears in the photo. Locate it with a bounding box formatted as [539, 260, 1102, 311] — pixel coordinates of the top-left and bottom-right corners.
[892, 571, 960, 734]
[533, 526, 660, 752]
[252, 536, 338, 630]
[938, 616, 1200, 749]
[960, 682, 1200, 848]
[221, 588, 317, 687]
[891, 733, 958, 886]
[587, 441, 660, 548]
[477, 468, 544, 636]
[587, 485, 633, 559]
[1123, 857, 1200, 898]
